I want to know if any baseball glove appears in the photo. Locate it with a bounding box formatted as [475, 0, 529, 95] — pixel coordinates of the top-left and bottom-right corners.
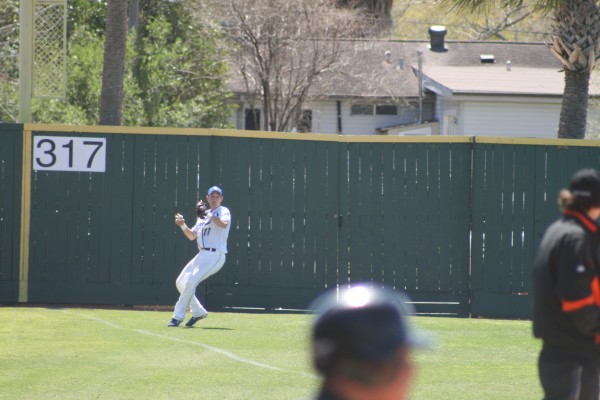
[196, 200, 208, 218]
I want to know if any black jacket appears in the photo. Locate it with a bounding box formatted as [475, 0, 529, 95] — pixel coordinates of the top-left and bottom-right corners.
[314, 387, 345, 400]
[532, 210, 600, 353]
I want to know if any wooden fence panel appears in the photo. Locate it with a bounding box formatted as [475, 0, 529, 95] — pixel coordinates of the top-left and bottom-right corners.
[337, 143, 351, 286]
[338, 142, 471, 315]
[390, 143, 471, 314]
[381, 144, 399, 287]
[303, 140, 329, 290]
[291, 141, 307, 288]
[323, 141, 340, 291]
[0, 124, 23, 302]
[215, 136, 252, 290]
[471, 143, 534, 317]
[208, 137, 337, 310]
[389, 143, 411, 291]
[447, 143, 471, 295]
[471, 141, 600, 318]
[403, 144, 421, 291]
[346, 143, 373, 283]
[370, 143, 386, 285]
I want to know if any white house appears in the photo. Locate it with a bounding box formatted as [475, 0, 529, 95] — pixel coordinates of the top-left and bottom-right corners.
[422, 66, 564, 138]
[228, 27, 600, 138]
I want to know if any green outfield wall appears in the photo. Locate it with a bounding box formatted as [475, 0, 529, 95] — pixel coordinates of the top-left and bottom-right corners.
[0, 123, 23, 303]
[2, 123, 600, 318]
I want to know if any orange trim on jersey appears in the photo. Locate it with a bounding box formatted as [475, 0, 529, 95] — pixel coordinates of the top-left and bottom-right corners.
[562, 296, 595, 312]
[591, 279, 600, 345]
[593, 276, 600, 306]
[562, 276, 600, 312]
[563, 209, 598, 232]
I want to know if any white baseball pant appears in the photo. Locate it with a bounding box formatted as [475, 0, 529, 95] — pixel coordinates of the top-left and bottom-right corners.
[173, 250, 226, 321]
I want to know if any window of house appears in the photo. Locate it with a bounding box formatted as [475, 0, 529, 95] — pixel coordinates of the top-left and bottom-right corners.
[297, 110, 312, 133]
[351, 104, 374, 115]
[245, 109, 260, 131]
[375, 104, 398, 115]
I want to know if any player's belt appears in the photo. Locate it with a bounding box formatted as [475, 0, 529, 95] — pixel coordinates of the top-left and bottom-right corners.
[201, 247, 217, 252]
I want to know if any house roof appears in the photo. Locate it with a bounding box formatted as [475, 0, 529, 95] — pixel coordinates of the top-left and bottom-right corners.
[421, 66, 567, 97]
[415, 40, 558, 68]
[228, 37, 600, 100]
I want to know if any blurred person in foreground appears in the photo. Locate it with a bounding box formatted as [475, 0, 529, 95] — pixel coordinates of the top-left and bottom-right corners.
[309, 284, 429, 400]
[533, 168, 600, 400]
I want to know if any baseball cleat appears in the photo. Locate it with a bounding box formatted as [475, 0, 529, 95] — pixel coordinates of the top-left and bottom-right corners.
[185, 314, 207, 327]
[168, 318, 182, 327]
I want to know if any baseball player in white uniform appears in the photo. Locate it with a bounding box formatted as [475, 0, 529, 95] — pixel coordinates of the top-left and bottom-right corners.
[169, 186, 231, 327]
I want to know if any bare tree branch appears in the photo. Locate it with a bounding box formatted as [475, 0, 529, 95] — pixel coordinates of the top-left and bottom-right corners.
[469, 4, 544, 40]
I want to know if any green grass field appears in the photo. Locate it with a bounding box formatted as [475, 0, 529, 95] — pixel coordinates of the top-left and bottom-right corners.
[0, 307, 542, 400]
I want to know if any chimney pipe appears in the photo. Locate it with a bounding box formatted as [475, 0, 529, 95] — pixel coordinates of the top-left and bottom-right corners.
[428, 25, 447, 52]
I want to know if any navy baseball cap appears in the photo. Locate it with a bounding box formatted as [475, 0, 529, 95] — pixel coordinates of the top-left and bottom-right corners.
[569, 169, 600, 201]
[310, 285, 429, 374]
[208, 186, 222, 195]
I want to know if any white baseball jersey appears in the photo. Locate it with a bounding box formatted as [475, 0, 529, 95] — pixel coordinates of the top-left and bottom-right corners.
[191, 206, 231, 253]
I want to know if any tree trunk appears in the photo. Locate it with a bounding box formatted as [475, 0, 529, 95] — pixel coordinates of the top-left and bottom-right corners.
[127, 0, 138, 31]
[557, 69, 589, 139]
[99, 0, 128, 126]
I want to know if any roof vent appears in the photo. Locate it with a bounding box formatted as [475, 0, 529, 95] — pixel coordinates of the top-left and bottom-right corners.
[384, 50, 392, 63]
[480, 54, 495, 63]
[428, 25, 447, 52]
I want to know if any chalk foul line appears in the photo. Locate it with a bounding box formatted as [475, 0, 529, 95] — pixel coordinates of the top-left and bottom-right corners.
[58, 309, 316, 379]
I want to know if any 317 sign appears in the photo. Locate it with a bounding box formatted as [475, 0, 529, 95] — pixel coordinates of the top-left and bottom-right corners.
[33, 136, 106, 172]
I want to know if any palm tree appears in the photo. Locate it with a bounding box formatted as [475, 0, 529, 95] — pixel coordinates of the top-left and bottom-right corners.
[443, 0, 600, 139]
[335, 0, 394, 31]
[99, 0, 128, 125]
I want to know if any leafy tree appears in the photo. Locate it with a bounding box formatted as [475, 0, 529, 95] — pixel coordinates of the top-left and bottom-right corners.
[0, 0, 18, 77]
[32, 28, 109, 125]
[0, 0, 18, 122]
[441, 0, 600, 139]
[0, 0, 232, 127]
[31, 20, 231, 128]
[67, 0, 107, 39]
[0, 84, 17, 123]
[131, 15, 233, 127]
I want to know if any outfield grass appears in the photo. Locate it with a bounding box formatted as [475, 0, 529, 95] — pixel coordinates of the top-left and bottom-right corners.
[412, 317, 542, 400]
[0, 307, 541, 399]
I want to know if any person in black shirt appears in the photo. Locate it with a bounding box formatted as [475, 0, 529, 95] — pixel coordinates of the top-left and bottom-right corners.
[533, 168, 600, 400]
